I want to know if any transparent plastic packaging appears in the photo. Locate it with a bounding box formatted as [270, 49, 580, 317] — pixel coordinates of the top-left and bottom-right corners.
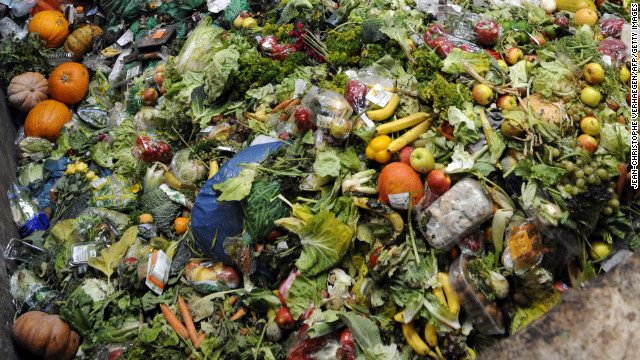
[598, 14, 624, 38]
[10, 268, 59, 314]
[501, 220, 544, 274]
[185, 260, 240, 293]
[170, 149, 207, 185]
[301, 87, 353, 140]
[449, 256, 505, 335]
[416, 179, 493, 251]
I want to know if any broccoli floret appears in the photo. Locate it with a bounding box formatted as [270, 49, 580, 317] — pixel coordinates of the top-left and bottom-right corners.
[233, 51, 285, 94]
[263, 23, 295, 43]
[319, 72, 349, 94]
[418, 74, 472, 121]
[283, 52, 310, 74]
[412, 48, 443, 83]
[326, 26, 363, 66]
[358, 42, 406, 68]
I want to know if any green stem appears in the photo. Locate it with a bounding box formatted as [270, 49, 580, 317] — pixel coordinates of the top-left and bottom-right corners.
[556, 152, 588, 162]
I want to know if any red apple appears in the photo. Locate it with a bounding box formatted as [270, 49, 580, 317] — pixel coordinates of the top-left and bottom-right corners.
[233, 16, 245, 29]
[628, 93, 631, 106]
[505, 47, 524, 65]
[141, 88, 158, 106]
[577, 134, 599, 154]
[410, 148, 435, 174]
[399, 147, 415, 166]
[441, 122, 455, 135]
[427, 169, 451, 195]
[472, 84, 494, 105]
[583, 62, 604, 84]
[497, 95, 518, 111]
[574, 8, 598, 26]
[154, 72, 165, 86]
[530, 35, 546, 46]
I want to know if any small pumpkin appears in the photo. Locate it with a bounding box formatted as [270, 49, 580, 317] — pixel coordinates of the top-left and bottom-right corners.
[12, 311, 80, 360]
[49, 62, 89, 105]
[25, 100, 71, 141]
[28, 10, 69, 48]
[64, 25, 103, 59]
[7, 72, 49, 112]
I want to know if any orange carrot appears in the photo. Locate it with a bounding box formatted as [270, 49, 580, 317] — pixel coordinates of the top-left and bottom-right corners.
[178, 295, 198, 345]
[272, 99, 292, 113]
[194, 332, 206, 349]
[228, 296, 237, 306]
[229, 308, 246, 321]
[159, 304, 188, 339]
[435, 127, 453, 140]
[284, 98, 301, 111]
[617, 163, 628, 200]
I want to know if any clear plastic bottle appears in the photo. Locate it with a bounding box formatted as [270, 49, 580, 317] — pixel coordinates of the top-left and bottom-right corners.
[75, 6, 86, 28]
[0, 16, 26, 39]
[7, 183, 50, 236]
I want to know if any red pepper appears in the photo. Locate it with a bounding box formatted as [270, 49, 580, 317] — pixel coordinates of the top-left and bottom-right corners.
[432, 37, 454, 57]
[278, 270, 301, 305]
[340, 328, 356, 360]
[424, 25, 446, 48]
[475, 20, 500, 46]
[485, 49, 502, 60]
[134, 137, 157, 162]
[155, 142, 172, 163]
[459, 44, 475, 53]
[368, 246, 384, 268]
[428, 24, 447, 36]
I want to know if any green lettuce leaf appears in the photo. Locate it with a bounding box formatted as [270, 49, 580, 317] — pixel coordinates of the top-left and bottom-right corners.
[88, 226, 138, 281]
[295, 211, 353, 276]
[205, 48, 240, 101]
[530, 163, 568, 187]
[92, 141, 113, 168]
[211, 167, 257, 202]
[313, 147, 341, 178]
[508, 60, 529, 89]
[532, 61, 576, 98]
[171, 17, 226, 74]
[285, 275, 325, 320]
[442, 48, 491, 75]
[599, 123, 631, 158]
[380, 26, 415, 63]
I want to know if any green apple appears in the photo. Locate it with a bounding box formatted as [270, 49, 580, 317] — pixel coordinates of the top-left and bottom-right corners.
[583, 62, 604, 84]
[242, 17, 258, 29]
[233, 16, 245, 29]
[580, 86, 602, 107]
[620, 66, 630, 83]
[410, 148, 435, 174]
[505, 47, 524, 65]
[580, 116, 600, 136]
[589, 241, 611, 260]
[472, 84, 494, 105]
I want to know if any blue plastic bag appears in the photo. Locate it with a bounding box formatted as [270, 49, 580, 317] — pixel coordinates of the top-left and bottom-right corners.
[191, 141, 286, 264]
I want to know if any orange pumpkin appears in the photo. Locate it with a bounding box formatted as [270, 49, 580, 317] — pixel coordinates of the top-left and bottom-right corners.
[25, 100, 71, 141]
[48, 62, 89, 105]
[378, 162, 424, 207]
[64, 25, 103, 59]
[28, 10, 69, 48]
[7, 72, 49, 112]
[12, 311, 80, 360]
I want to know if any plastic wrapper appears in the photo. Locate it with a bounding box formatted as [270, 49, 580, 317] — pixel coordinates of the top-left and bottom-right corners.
[90, 174, 139, 212]
[449, 256, 505, 335]
[17, 136, 54, 164]
[8, 183, 49, 237]
[134, 136, 172, 162]
[145, 250, 171, 295]
[10, 268, 59, 314]
[4, 238, 44, 264]
[598, 15, 624, 38]
[501, 220, 545, 274]
[438, 7, 488, 45]
[77, 70, 120, 128]
[133, 107, 161, 133]
[344, 80, 368, 113]
[77, 207, 130, 234]
[185, 260, 240, 293]
[598, 37, 627, 65]
[415, 179, 493, 251]
[18, 162, 44, 190]
[170, 148, 208, 185]
[258, 35, 296, 61]
[301, 87, 353, 140]
[286, 325, 331, 359]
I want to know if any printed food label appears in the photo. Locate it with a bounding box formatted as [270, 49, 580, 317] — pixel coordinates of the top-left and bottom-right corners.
[365, 84, 393, 108]
[360, 113, 375, 129]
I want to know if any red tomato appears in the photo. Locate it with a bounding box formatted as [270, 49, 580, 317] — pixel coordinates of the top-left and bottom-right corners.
[276, 307, 295, 330]
[340, 328, 356, 360]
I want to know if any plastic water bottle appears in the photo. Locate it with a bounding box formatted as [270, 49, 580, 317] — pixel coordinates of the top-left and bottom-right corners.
[0, 16, 25, 39]
[0, 0, 38, 17]
[7, 183, 50, 237]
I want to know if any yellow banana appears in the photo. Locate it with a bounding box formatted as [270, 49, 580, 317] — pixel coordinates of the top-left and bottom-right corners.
[353, 197, 404, 235]
[394, 311, 406, 323]
[424, 321, 438, 348]
[402, 322, 438, 358]
[375, 112, 432, 135]
[367, 84, 397, 93]
[367, 93, 400, 121]
[208, 160, 219, 179]
[438, 272, 460, 314]
[386, 120, 432, 153]
[432, 286, 447, 307]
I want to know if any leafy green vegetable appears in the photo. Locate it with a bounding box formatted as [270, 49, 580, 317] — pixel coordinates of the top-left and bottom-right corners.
[0, 33, 52, 85]
[59, 288, 94, 335]
[419, 75, 472, 121]
[313, 147, 342, 178]
[510, 288, 560, 334]
[88, 226, 138, 281]
[530, 163, 568, 187]
[295, 211, 353, 276]
[92, 141, 114, 168]
[442, 48, 491, 75]
[171, 17, 226, 74]
[380, 26, 415, 63]
[599, 123, 631, 159]
[211, 167, 257, 202]
[532, 61, 576, 98]
[205, 48, 240, 101]
[285, 274, 325, 320]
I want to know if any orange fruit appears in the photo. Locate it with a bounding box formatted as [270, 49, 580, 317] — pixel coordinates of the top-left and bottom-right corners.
[378, 162, 424, 207]
[139, 213, 154, 224]
[174, 217, 189, 235]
